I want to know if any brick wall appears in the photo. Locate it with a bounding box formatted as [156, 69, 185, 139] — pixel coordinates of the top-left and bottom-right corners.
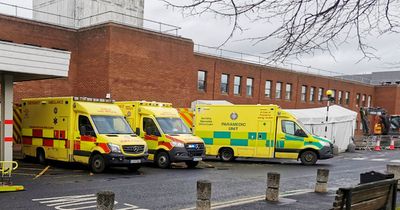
[0, 14, 385, 125]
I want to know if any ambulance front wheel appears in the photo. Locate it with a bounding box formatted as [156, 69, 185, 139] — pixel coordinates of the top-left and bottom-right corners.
[36, 148, 46, 165]
[219, 148, 235, 162]
[300, 150, 318, 165]
[156, 151, 171, 169]
[90, 153, 107, 173]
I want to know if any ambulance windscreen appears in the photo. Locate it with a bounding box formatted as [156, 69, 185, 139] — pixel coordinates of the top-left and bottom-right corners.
[92, 116, 134, 134]
[156, 118, 192, 135]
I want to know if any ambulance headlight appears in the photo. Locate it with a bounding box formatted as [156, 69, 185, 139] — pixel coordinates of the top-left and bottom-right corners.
[171, 141, 185, 148]
[108, 143, 122, 153]
[321, 141, 331, 147]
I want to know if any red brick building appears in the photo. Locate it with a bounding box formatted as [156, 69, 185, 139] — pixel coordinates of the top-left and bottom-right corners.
[0, 14, 399, 134]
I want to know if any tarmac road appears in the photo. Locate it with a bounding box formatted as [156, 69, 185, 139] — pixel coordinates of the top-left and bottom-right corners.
[1, 150, 399, 210]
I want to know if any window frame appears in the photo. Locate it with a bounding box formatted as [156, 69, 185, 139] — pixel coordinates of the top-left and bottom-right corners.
[301, 85, 307, 102]
[197, 70, 207, 92]
[285, 83, 292, 100]
[220, 73, 229, 94]
[310, 86, 315, 102]
[246, 77, 254, 97]
[233, 76, 242, 95]
[276, 82, 282, 99]
[265, 80, 272, 98]
[345, 91, 350, 105]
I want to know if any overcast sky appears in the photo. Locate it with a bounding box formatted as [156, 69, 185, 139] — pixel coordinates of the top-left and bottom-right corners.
[0, 0, 398, 76]
[144, 1, 400, 76]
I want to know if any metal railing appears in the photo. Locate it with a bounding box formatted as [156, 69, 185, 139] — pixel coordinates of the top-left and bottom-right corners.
[0, 2, 181, 36]
[194, 44, 378, 85]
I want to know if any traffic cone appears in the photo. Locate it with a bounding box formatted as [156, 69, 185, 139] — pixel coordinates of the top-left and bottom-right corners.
[389, 137, 395, 150]
[374, 137, 381, 151]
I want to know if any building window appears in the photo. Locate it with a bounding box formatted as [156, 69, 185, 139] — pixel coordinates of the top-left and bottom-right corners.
[310, 87, 315, 102]
[285, 83, 292, 100]
[197, 70, 206, 91]
[338, 91, 343, 104]
[220, 74, 229, 94]
[276, 82, 282, 99]
[331, 89, 336, 99]
[301, 85, 307, 102]
[265, 80, 272, 98]
[367, 95, 372, 107]
[234, 76, 241, 95]
[356, 93, 361, 106]
[345, 92, 350, 105]
[318, 88, 324, 102]
[362, 94, 366, 107]
[246, 78, 253, 96]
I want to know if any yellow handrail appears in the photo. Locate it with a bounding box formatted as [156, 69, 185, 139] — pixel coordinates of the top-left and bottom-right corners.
[0, 161, 18, 176]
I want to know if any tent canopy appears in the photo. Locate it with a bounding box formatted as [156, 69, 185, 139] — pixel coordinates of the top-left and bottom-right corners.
[285, 105, 358, 153]
[285, 105, 358, 125]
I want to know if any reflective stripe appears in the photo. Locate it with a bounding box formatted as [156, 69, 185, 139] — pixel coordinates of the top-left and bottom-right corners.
[80, 136, 96, 142]
[4, 137, 13, 142]
[32, 129, 43, 138]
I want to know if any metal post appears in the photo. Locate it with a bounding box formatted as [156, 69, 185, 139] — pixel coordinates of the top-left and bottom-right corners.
[315, 169, 329, 193]
[196, 180, 211, 210]
[96, 191, 115, 210]
[324, 99, 330, 138]
[1, 75, 13, 164]
[387, 164, 400, 190]
[266, 172, 280, 202]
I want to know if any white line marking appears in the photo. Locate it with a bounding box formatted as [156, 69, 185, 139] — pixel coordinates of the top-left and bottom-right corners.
[351, 157, 366, 160]
[179, 189, 314, 210]
[33, 194, 149, 210]
[54, 200, 100, 210]
[370, 158, 387, 161]
[32, 194, 95, 201]
[390, 160, 400, 163]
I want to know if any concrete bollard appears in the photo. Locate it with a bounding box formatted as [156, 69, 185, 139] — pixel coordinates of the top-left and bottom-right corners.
[96, 191, 115, 210]
[387, 164, 400, 189]
[266, 172, 280, 202]
[315, 169, 329, 193]
[196, 180, 211, 210]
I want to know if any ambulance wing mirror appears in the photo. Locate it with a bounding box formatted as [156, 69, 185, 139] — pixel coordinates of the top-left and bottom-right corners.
[136, 128, 140, 135]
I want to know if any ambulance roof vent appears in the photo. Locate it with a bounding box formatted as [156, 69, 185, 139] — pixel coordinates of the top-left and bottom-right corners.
[73, 96, 114, 103]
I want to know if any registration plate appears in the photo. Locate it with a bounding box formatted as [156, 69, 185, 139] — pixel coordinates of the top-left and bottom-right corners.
[193, 157, 202, 161]
[129, 159, 141, 163]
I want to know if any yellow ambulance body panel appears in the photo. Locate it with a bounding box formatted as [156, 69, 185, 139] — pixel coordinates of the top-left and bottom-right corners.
[21, 97, 148, 173]
[117, 101, 205, 169]
[194, 104, 333, 165]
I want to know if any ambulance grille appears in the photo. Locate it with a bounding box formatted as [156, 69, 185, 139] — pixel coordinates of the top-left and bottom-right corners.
[123, 145, 145, 154]
[185, 143, 205, 157]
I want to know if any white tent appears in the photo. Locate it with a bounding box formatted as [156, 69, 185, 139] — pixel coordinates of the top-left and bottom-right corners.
[285, 105, 357, 153]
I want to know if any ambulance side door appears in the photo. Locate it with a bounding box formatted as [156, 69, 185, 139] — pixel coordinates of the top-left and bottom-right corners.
[256, 120, 274, 158]
[142, 116, 162, 158]
[275, 118, 308, 159]
[73, 114, 96, 163]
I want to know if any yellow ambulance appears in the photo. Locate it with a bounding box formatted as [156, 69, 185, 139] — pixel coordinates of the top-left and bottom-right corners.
[20, 97, 148, 173]
[194, 104, 333, 165]
[117, 101, 205, 169]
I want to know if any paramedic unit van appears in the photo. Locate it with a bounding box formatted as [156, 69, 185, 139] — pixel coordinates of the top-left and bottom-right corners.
[194, 104, 333, 165]
[117, 101, 205, 169]
[21, 97, 148, 173]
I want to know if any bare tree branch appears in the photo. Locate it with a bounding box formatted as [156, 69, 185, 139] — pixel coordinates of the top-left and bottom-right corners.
[161, 0, 400, 62]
